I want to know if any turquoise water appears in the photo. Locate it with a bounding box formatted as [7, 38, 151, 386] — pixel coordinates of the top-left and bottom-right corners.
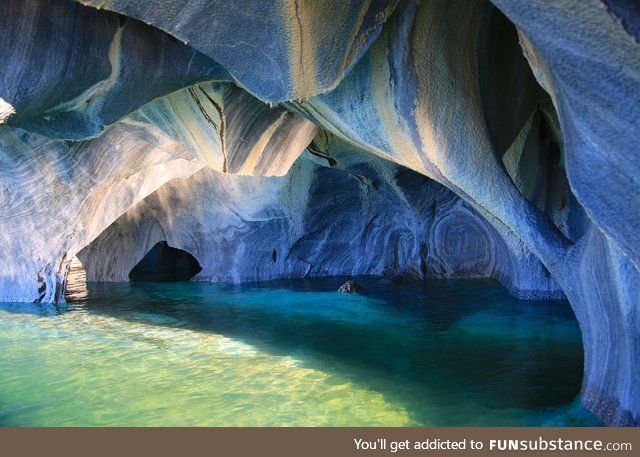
[0, 270, 600, 426]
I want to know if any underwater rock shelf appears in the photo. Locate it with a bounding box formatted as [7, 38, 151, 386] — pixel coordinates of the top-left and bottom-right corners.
[0, 0, 638, 426]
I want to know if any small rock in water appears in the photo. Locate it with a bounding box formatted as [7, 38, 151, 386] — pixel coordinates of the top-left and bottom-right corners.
[338, 280, 361, 294]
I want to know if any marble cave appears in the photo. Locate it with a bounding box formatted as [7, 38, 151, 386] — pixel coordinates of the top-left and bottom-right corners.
[0, 0, 639, 427]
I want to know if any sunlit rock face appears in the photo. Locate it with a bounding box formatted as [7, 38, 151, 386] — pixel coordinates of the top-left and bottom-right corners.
[0, 121, 203, 303]
[0, 0, 316, 305]
[136, 82, 317, 175]
[0, 80, 316, 303]
[0, 0, 638, 426]
[78, 135, 561, 299]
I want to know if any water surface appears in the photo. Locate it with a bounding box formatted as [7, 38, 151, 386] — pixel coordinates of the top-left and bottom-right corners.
[0, 273, 599, 426]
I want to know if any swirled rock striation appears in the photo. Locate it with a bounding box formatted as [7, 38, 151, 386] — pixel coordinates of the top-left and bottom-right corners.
[78, 135, 561, 300]
[0, 0, 638, 426]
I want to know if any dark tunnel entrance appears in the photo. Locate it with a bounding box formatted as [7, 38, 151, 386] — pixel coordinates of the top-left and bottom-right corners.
[129, 241, 202, 282]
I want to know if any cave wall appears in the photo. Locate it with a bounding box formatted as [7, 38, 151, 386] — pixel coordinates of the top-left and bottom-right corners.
[0, 0, 231, 139]
[286, 0, 640, 424]
[77, 135, 561, 300]
[0, 0, 638, 425]
[0, 79, 316, 303]
[0, 121, 203, 302]
[491, 0, 640, 271]
[491, 0, 640, 426]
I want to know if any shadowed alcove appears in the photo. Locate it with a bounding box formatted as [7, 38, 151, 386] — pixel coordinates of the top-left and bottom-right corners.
[129, 241, 202, 282]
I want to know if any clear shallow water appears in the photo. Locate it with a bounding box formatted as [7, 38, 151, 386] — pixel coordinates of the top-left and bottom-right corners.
[0, 271, 601, 426]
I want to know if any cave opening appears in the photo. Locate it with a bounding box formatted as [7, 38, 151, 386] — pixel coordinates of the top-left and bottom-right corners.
[128, 241, 202, 282]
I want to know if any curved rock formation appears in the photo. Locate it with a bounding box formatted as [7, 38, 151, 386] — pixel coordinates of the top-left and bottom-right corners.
[0, 0, 230, 139]
[136, 82, 317, 175]
[0, 81, 316, 303]
[76, 0, 398, 101]
[77, 135, 561, 301]
[492, 0, 640, 270]
[0, 121, 203, 302]
[287, 0, 640, 424]
[0, 0, 638, 425]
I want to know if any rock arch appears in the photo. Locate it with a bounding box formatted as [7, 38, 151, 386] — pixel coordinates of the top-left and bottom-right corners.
[0, 0, 637, 425]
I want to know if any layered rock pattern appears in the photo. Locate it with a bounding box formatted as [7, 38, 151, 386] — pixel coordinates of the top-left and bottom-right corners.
[78, 136, 561, 299]
[0, 121, 202, 302]
[0, 81, 316, 303]
[135, 82, 317, 175]
[492, 0, 640, 270]
[287, 1, 640, 424]
[0, 0, 230, 139]
[0, 0, 638, 425]
[77, 0, 398, 102]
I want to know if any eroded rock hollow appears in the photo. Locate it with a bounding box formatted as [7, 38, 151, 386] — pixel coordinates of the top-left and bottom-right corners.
[0, 0, 638, 425]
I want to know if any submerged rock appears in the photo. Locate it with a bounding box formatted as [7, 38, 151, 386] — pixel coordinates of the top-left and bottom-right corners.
[338, 280, 361, 294]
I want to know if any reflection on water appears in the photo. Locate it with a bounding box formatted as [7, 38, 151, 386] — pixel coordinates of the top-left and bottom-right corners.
[67, 256, 87, 301]
[0, 274, 601, 426]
